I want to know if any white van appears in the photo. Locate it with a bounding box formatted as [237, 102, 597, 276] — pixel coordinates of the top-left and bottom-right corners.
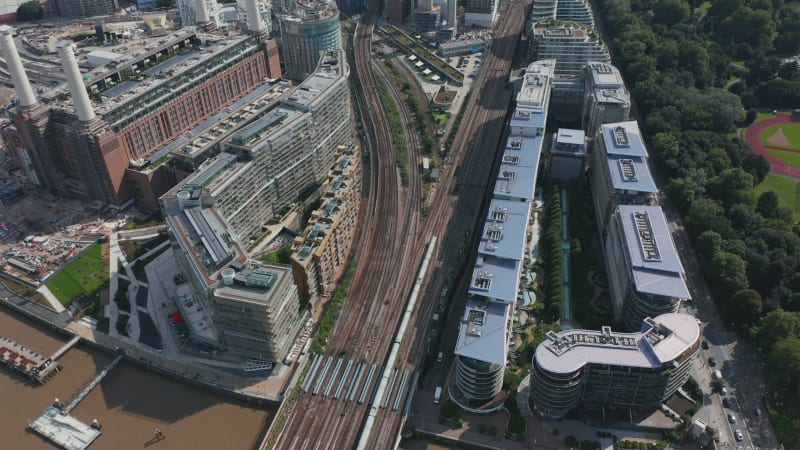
[434, 386, 442, 404]
[713, 370, 723, 381]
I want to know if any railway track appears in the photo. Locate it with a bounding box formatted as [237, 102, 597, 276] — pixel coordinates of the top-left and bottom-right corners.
[271, 2, 427, 448]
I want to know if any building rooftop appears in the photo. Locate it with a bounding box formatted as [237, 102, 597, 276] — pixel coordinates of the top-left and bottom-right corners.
[617, 205, 691, 299]
[586, 61, 624, 88]
[601, 121, 657, 193]
[28, 407, 101, 450]
[175, 282, 218, 343]
[535, 313, 699, 374]
[166, 202, 248, 287]
[510, 107, 548, 131]
[593, 87, 630, 105]
[469, 254, 521, 303]
[493, 136, 543, 201]
[555, 128, 585, 146]
[518, 59, 556, 108]
[214, 262, 293, 306]
[147, 81, 286, 165]
[478, 199, 530, 260]
[454, 300, 509, 366]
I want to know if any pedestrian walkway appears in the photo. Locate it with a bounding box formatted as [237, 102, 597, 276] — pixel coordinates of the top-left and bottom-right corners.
[36, 285, 66, 313]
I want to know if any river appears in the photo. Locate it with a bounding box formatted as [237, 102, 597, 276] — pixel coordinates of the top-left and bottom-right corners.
[0, 306, 274, 450]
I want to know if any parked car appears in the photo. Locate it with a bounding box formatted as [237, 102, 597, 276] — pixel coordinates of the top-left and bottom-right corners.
[728, 413, 737, 423]
[722, 397, 732, 408]
[702, 340, 709, 349]
[735, 430, 743, 441]
[708, 356, 717, 366]
[755, 407, 762, 417]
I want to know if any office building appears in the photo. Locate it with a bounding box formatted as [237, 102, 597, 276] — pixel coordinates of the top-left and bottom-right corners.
[549, 128, 586, 181]
[51, 0, 117, 18]
[0, 28, 282, 210]
[589, 121, 658, 233]
[280, 2, 342, 81]
[450, 60, 554, 413]
[530, 313, 699, 419]
[291, 145, 361, 310]
[387, 0, 413, 24]
[415, 7, 441, 33]
[582, 62, 630, 135]
[439, 37, 489, 57]
[605, 205, 690, 328]
[464, 0, 497, 28]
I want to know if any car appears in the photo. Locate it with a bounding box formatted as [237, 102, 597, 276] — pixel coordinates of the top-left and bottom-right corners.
[722, 397, 732, 408]
[735, 430, 743, 441]
[755, 407, 762, 417]
[702, 340, 709, 349]
[708, 356, 717, 366]
[728, 413, 736, 423]
[721, 386, 728, 395]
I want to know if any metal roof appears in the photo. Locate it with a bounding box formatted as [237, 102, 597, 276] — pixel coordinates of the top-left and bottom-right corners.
[454, 300, 509, 366]
[601, 121, 657, 193]
[617, 205, 690, 299]
[468, 254, 521, 303]
[534, 313, 699, 374]
[478, 199, 530, 261]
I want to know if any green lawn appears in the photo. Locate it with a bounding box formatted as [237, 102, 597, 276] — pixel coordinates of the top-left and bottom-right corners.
[761, 122, 800, 148]
[754, 174, 800, 217]
[756, 111, 776, 122]
[768, 148, 800, 168]
[46, 243, 108, 305]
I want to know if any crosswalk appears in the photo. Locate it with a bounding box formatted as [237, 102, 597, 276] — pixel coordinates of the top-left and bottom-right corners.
[301, 354, 411, 411]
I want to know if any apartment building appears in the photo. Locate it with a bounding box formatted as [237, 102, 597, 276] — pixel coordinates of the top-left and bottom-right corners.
[530, 313, 699, 419]
[589, 121, 659, 233]
[529, 21, 609, 77]
[606, 205, 691, 328]
[530, 0, 594, 26]
[50, 0, 116, 18]
[451, 60, 554, 413]
[582, 62, 630, 135]
[163, 187, 305, 362]
[1, 27, 282, 209]
[291, 145, 361, 310]
[219, 50, 352, 242]
[280, 2, 342, 81]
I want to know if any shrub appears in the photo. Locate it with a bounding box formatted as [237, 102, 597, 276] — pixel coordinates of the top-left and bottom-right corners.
[455, 418, 465, 428]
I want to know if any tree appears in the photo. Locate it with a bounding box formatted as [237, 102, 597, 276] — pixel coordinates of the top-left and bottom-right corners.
[695, 230, 723, 261]
[652, 0, 691, 27]
[756, 309, 800, 353]
[768, 337, 800, 403]
[708, 251, 749, 300]
[16, 0, 43, 21]
[725, 289, 763, 328]
[709, 168, 754, 208]
[757, 191, 781, 219]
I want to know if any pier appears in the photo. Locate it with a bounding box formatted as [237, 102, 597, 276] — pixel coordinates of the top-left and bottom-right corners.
[51, 335, 81, 360]
[28, 354, 123, 449]
[0, 335, 61, 383]
[65, 354, 123, 414]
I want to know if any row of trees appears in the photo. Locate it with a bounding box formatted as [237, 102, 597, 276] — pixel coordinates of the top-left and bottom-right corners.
[538, 187, 565, 321]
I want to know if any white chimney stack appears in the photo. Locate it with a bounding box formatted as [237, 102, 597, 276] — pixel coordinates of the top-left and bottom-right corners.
[0, 25, 37, 107]
[58, 41, 95, 122]
[448, 0, 457, 31]
[246, 0, 264, 33]
[194, 0, 210, 23]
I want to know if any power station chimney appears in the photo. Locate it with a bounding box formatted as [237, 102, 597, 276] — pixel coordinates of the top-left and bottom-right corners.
[194, 0, 210, 23]
[58, 41, 95, 122]
[448, 0, 457, 32]
[0, 25, 37, 107]
[246, 0, 264, 33]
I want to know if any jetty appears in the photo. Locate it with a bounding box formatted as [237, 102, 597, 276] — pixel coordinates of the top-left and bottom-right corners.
[0, 335, 60, 383]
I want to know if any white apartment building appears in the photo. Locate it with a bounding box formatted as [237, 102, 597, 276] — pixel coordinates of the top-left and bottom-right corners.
[530, 21, 609, 78]
[582, 62, 631, 135]
[530, 0, 594, 26]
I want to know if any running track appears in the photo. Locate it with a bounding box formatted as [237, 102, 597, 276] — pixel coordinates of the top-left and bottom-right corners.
[744, 112, 800, 178]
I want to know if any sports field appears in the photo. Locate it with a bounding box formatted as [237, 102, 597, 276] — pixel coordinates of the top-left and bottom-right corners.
[761, 122, 800, 149]
[768, 148, 800, 168]
[754, 174, 800, 218]
[46, 243, 108, 305]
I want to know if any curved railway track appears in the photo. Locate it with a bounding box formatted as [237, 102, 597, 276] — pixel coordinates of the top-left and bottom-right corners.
[271, 2, 426, 448]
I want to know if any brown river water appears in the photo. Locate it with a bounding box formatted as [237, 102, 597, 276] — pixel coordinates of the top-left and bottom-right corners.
[0, 307, 274, 450]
